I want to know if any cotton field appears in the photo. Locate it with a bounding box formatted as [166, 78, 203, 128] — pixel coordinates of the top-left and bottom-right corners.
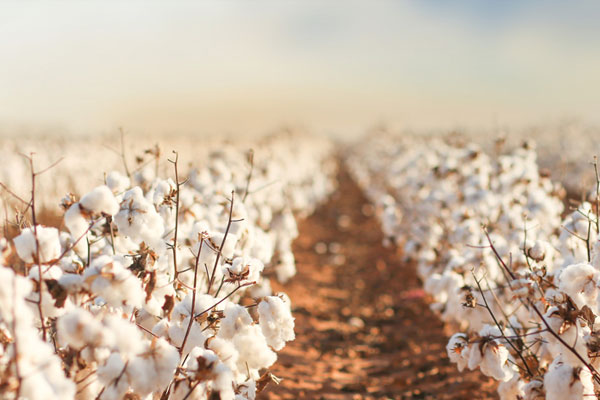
[1, 130, 600, 399]
[0, 133, 337, 399]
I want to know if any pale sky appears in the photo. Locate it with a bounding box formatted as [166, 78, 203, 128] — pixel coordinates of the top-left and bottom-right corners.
[1, 1, 599, 138]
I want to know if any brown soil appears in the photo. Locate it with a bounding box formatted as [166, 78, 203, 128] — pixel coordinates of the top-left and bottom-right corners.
[262, 167, 498, 399]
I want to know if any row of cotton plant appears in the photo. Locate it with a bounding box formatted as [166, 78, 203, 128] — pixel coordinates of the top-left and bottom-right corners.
[347, 132, 600, 399]
[0, 134, 336, 400]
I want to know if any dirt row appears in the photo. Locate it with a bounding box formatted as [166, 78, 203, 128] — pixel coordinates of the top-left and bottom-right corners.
[262, 167, 498, 399]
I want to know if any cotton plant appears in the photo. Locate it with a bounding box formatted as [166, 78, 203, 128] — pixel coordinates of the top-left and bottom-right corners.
[348, 133, 600, 399]
[0, 134, 336, 400]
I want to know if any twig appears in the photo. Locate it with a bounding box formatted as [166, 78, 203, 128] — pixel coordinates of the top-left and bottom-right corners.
[208, 191, 236, 294]
[168, 151, 185, 284]
[179, 237, 204, 356]
[485, 232, 600, 383]
[194, 281, 254, 319]
[472, 271, 534, 377]
[119, 127, 131, 178]
[24, 154, 48, 342]
[242, 149, 254, 202]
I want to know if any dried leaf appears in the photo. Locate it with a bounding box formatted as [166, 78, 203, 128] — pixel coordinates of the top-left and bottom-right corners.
[580, 305, 596, 327]
[162, 295, 175, 320]
[256, 371, 281, 393]
[45, 279, 68, 308]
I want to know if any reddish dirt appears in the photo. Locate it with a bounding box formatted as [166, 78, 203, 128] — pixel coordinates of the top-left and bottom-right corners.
[262, 168, 498, 399]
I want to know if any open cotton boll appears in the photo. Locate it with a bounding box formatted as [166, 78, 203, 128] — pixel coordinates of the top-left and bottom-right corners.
[96, 352, 129, 399]
[58, 273, 84, 293]
[80, 185, 120, 215]
[446, 333, 470, 372]
[114, 187, 165, 245]
[218, 303, 254, 340]
[82, 255, 145, 309]
[232, 324, 277, 377]
[523, 379, 544, 400]
[0, 266, 76, 400]
[547, 318, 590, 367]
[544, 356, 595, 400]
[468, 325, 513, 382]
[207, 337, 240, 375]
[557, 263, 599, 312]
[126, 337, 179, 396]
[275, 250, 296, 283]
[497, 371, 524, 400]
[106, 171, 130, 194]
[148, 178, 176, 206]
[101, 315, 146, 356]
[168, 315, 208, 355]
[258, 295, 295, 351]
[57, 308, 104, 349]
[527, 240, 548, 262]
[64, 203, 90, 240]
[26, 265, 69, 318]
[13, 225, 61, 263]
[225, 256, 264, 285]
[180, 347, 236, 400]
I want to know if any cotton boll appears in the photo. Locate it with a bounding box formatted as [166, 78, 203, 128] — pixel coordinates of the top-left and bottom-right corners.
[211, 231, 238, 260]
[497, 371, 525, 400]
[212, 363, 236, 400]
[182, 347, 235, 400]
[0, 266, 76, 400]
[468, 325, 513, 382]
[102, 315, 146, 356]
[168, 294, 215, 354]
[97, 353, 130, 400]
[236, 378, 257, 400]
[527, 240, 548, 262]
[57, 308, 104, 349]
[275, 250, 296, 283]
[233, 324, 277, 376]
[80, 185, 120, 215]
[544, 356, 595, 400]
[152, 318, 170, 338]
[446, 333, 470, 372]
[541, 306, 591, 366]
[250, 228, 275, 264]
[171, 293, 217, 323]
[64, 203, 90, 240]
[168, 317, 207, 355]
[207, 337, 240, 375]
[83, 255, 145, 309]
[97, 352, 126, 383]
[58, 273, 84, 293]
[523, 379, 544, 400]
[127, 338, 179, 396]
[258, 295, 295, 351]
[218, 303, 253, 340]
[225, 256, 264, 285]
[149, 178, 176, 206]
[19, 354, 76, 400]
[106, 171, 130, 194]
[557, 263, 599, 313]
[13, 226, 61, 264]
[114, 187, 165, 246]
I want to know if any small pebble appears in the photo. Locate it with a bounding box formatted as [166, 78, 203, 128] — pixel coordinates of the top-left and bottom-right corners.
[331, 254, 346, 266]
[349, 317, 365, 329]
[337, 214, 351, 229]
[329, 242, 342, 254]
[314, 242, 328, 254]
[362, 204, 375, 217]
